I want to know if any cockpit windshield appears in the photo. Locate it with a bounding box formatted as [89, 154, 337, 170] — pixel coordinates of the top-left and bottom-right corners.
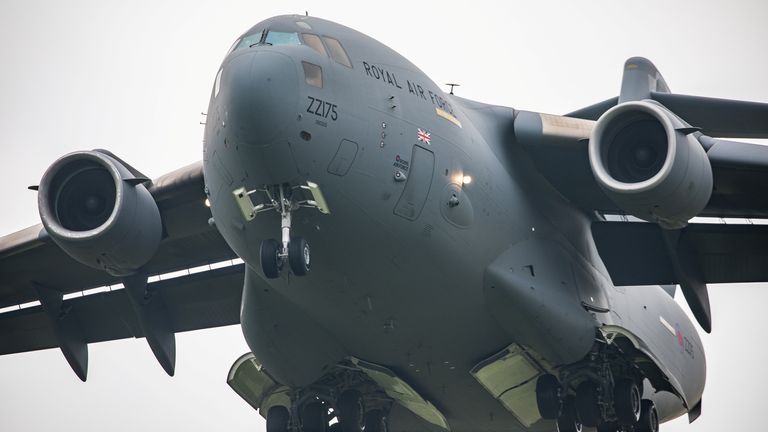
[235, 31, 264, 50]
[264, 31, 300, 46]
[231, 30, 302, 53]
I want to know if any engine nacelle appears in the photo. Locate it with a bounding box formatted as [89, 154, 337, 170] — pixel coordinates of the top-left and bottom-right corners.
[589, 100, 712, 229]
[38, 151, 162, 276]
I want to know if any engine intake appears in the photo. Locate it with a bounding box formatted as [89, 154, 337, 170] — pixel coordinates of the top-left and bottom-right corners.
[589, 101, 712, 228]
[38, 151, 162, 276]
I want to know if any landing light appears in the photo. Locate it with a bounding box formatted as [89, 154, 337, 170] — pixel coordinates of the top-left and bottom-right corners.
[462, 175, 472, 185]
[204, 198, 211, 208]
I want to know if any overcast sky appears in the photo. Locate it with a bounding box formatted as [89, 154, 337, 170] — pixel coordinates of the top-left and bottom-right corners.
[1, 1, 767, 431]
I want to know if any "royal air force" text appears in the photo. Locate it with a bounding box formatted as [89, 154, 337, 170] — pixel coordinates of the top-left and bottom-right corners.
[362, 61, 454, 114]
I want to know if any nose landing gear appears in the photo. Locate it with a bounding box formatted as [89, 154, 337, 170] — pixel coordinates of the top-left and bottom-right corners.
[233, 182, 329, 279]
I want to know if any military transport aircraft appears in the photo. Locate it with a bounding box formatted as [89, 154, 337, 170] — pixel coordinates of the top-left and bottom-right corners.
[2, 14, 768, 432]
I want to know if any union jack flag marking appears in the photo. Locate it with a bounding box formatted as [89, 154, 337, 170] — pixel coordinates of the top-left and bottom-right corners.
[417, 128, 431, 144]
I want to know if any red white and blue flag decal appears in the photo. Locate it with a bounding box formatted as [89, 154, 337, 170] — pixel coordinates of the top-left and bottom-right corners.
[417, 128, 431, 144]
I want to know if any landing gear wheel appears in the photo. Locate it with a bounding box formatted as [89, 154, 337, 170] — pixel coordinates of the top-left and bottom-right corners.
[289, 237, 310, 276]
[364, 409, 387, 432]
[260, 239, 283, 279]
[637, 399, 659, 432]
[536, 374, 561, 419]
[337, 389, 364, 432]
[266, 405, 290, 432]
[575, 381, 600, 428]
[614, 378, 641, 425]
[302, 401, 327, 432]
[556, 396, 582, 432]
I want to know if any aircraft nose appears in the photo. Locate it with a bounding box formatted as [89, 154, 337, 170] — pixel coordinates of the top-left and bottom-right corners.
[224, 50, 299, 146]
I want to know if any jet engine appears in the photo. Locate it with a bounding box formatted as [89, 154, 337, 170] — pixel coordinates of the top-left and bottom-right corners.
[37, 151, 162, 276]
[588, 100, 712, 229]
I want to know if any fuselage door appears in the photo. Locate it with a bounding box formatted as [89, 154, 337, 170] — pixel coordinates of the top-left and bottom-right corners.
[394, 145, 434, 220]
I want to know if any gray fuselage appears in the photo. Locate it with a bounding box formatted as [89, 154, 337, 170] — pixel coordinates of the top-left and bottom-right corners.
[203, 15, 704, 432]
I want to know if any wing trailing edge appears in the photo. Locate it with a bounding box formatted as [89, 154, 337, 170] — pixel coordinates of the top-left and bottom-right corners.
[592, 221, 768, 332]
[0, 264, 244, 379]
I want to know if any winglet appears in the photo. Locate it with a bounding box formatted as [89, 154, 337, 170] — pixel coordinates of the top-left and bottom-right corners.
[619, 57, 671, 103]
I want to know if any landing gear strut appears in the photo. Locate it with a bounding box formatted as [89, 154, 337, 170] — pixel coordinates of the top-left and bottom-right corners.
[234, 182, 329, 279]
[575, 381, 600, 428]
[259, 185, 311, 279]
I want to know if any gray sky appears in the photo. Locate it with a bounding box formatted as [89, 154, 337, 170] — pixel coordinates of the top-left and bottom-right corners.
[1, 0, 767, 431]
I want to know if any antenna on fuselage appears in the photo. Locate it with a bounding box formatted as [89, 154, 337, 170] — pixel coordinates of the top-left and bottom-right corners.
[445, 83, 460, 95]
[305, 11, 309, 16]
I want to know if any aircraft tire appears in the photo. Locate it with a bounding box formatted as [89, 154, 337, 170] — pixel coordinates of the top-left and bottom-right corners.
[288, 237, 310, 276]
[575, 381, 600, 427]
[614, 378, 641, 425]
[267, 405, 290, 432]
[364, 409, 387, 432]
[337, 389, 364, 432]
[636, 400, 659, 432]
[260, 239, 282, 279]
[535, 374, 561, 419]
[556, 396, 582, 432]
[301, 401, 327, 432]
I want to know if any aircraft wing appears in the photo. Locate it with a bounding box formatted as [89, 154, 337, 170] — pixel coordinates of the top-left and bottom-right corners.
[0, 264, 244, 354]
[514, 112, 768, 219]
[592, 222, 768, 286]
[0, 161, 244, 379]
[512, 57, 768, 332]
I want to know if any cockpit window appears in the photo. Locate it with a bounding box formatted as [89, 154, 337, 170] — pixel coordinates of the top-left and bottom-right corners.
[214, 68, 223, 97]
[226, 38, 241, 56]
[322, 37, 352, 68]
[302, 62, 323, 88]
[301, 34, 326, 55]
[236, 31, 264, 50]
[264, 31, 301, 46]
[229, 30, 302, 55]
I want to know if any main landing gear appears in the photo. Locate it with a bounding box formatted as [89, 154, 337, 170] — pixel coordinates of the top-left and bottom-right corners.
[535, 371, 658, 432]
[234, 182, 329, 279]
[264, 389, 387, 432]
